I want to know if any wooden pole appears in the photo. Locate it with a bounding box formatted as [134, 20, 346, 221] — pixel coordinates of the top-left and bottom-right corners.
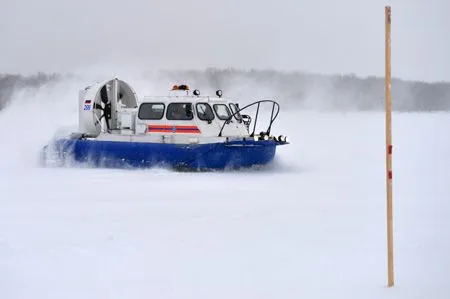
[385, 5, 394, 287]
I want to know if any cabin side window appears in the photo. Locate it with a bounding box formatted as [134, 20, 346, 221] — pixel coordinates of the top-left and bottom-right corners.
[166, 103, 194, 120]
[213, 104, 231, 121]
[229, 103, 242, 122]
[196, 103, 215, 121]
[138, 103, 165, 120]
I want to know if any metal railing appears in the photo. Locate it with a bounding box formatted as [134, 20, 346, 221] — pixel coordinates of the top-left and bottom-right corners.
[218, 100, 280, 137]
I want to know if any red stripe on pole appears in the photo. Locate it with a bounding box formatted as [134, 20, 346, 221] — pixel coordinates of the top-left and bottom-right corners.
[388, 145, 393, 155]
[388, 171, 393, 180]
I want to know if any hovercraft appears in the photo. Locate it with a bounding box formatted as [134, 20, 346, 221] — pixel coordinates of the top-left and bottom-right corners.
[41, 78, 289, 170]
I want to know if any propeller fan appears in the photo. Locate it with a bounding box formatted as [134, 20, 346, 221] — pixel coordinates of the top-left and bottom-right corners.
[93, 85, 112, 131]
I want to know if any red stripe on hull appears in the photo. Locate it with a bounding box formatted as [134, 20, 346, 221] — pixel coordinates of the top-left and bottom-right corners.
[147, 124, 201, 134]
[148, 129, 173, 133]
[174, 130, 201, 134]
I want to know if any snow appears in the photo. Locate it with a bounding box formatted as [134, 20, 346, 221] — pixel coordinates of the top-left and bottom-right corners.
[1, 80, 450, 298]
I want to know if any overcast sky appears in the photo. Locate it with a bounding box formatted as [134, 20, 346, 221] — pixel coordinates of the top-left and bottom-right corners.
[1, 0, 449, 81]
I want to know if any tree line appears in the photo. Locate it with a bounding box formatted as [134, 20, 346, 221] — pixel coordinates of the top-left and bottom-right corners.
[1, 69, 449, 111]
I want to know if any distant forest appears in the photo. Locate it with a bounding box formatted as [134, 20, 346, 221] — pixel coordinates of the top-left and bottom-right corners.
[1, 69, 450, 111]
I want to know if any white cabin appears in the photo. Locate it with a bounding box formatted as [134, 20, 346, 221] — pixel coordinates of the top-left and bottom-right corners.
[78, 78, 253, 144]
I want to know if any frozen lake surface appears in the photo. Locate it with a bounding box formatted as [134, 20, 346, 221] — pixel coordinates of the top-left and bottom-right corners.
[1, 85, 449, 298]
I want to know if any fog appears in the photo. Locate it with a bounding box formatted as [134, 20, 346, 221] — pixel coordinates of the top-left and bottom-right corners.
[2, 0, 450, 82]
[2, 1, 450, 298]
[1, 69, 450, 114]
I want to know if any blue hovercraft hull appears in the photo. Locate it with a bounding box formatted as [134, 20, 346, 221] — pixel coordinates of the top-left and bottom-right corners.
[42, 138, 283, 170]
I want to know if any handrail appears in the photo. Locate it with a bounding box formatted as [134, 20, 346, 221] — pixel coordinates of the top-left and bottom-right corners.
[218, 99, 280, 137]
